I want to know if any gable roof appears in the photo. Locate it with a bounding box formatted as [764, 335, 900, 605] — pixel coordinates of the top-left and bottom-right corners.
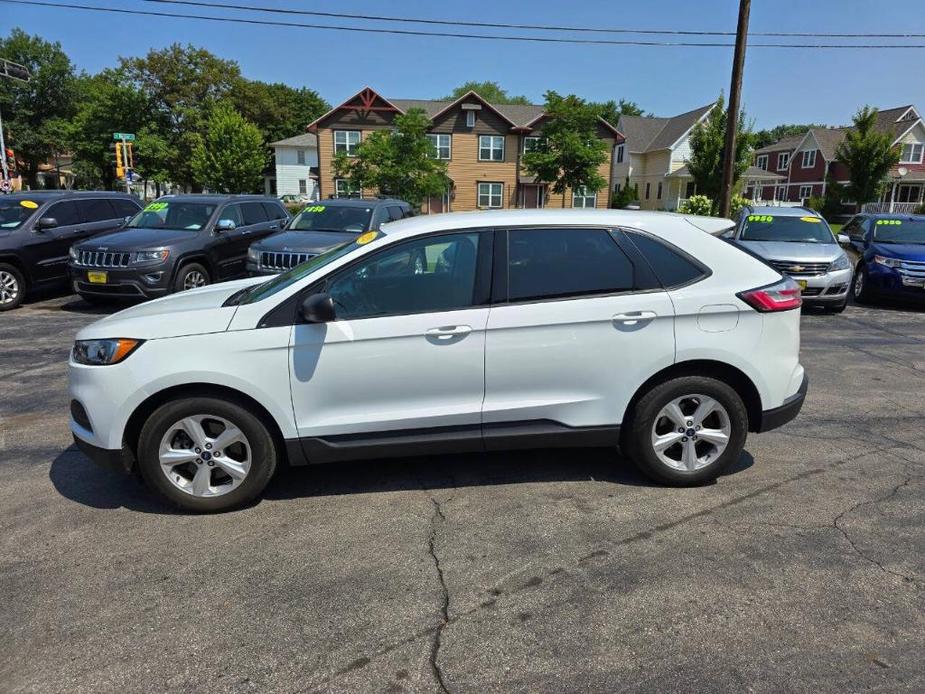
[619, 103, 714, 153]
[269, 133, 318, 148]
[753, 134, 806, 155]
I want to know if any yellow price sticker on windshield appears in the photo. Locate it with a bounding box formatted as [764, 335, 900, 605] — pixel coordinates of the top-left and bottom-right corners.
[20, 200, 38, 209]
[302, 205, 326, 213]
[800, 216, 821, 223]
[747, 214, 773, 223]
[356, 231, 378, 245]
[876, 219, 902, 225]
[144, 202, 168, 212]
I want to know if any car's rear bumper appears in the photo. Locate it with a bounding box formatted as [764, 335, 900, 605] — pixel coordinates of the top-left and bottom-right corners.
[756, 375, 808, 433]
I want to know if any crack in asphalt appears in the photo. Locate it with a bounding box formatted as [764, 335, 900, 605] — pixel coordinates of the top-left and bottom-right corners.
[427, 497, 451, 694]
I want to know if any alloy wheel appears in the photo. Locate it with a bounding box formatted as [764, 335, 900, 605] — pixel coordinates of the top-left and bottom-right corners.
[183, 270, 207, 290]
[158, 414, 252, 498]
[854, 270, 864, 297]
[0, 270, 19, 305]
[650, 394, 731, 472]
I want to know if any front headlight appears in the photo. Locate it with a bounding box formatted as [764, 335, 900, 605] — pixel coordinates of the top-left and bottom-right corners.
[829, 253, 850, 271]
[69, 246, 79, 261]
[874, 255, 902, 268]
[72, 338, 144, 366]
[131, 249, 169, 265]
[247, 246, 260, 262]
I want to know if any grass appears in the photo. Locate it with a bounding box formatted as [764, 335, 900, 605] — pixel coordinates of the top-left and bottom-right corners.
[829, 223, 843, 234]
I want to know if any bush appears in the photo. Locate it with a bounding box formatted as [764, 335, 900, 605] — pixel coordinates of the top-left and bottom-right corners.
[806, 195, 825, 213]
[611, 178, 639, 209]
[729, 194, 749, 218]
[916, 203, 925, 215]
[679, 194, 713, 216]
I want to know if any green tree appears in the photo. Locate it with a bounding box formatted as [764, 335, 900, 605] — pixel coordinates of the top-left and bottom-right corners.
[120, 44, 241, 188]
[230, 79, 328, 144]
[191, 104, 267, 193]
[611, 177, 639, 208]
[751, 123, 825, 150]
[521, 91, 609, 206]
[590, 98, 648, 126]
[0, 28, 78, 187]
[332, 108, 450, 208]
[687, 95, 753, 213]
[835, 106, 901, 205]
[440, 80, 530, 105]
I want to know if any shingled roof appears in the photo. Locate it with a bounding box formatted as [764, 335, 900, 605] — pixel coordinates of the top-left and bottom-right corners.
[389, 97, 547, 128]
[619, 103, 714, 153]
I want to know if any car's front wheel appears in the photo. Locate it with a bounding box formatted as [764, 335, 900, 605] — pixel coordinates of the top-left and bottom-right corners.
[0, 263, 25, 311]
[625, 376, 748, 485]
[137, 397, 278, 512]
[174, 262, 210, 293]
[852, 263, 875, 304]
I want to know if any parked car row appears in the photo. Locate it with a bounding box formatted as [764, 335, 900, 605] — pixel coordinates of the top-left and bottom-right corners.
[0, 191, 412, 311]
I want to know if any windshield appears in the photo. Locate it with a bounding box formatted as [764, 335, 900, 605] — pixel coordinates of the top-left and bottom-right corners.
[288, 204, 372, 233]
[128, 201, 217, 231]
[239, 232, 381, 304]
[0, 199, 39, 230]
[872, 218, 925, 244]
[740, 214, 835, 243]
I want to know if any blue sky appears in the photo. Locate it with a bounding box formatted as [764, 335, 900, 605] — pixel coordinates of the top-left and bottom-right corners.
[2, 0, 924, 129]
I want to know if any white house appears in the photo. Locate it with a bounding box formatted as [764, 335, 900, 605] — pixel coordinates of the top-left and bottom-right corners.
[266, 133, 319, 199]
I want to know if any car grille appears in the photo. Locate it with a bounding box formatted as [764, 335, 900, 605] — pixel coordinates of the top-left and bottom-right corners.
[77, 250, 131, 268]
[769, 260, 831, 276]
[259, 251, 316, 272]
[895, 258, 925, 280]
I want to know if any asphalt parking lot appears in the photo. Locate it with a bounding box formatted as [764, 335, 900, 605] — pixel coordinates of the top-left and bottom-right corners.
[1, 293, 923, 694]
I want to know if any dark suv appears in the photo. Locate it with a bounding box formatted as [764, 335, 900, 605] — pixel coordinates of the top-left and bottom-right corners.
[68, 194, 289, 301]
[246, 197, 412, 275]
[0, 191, 142, 311]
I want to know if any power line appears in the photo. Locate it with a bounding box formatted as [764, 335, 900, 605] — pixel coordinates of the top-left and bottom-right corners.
[143, 0, 925, 40]
[5, 0, 925, 49]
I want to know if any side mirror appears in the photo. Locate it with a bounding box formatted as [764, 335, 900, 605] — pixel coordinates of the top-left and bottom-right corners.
[122, 215, 134, 226]
[837, 233, 850, 246]
[35, 217, 58, 231]
[300, 293, 336, 324]
[215, 219, 237, 232]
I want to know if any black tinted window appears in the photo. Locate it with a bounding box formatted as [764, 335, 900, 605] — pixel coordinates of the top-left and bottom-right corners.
[387, 206, 404, 221]
[328, 233, 480, 319]
[219, 204, 244, 226]
[262, 202, 287, 220]
[78, 198, 116, 222]
[112, 198, 141, 217]
[46, 200, 81, 226]
[242, 202, 268, 225]
[507, 228, 638, 301]
[624, 231, 706, 288]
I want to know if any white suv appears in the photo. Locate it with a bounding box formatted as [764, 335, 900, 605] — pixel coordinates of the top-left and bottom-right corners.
[69, 210, 807, 512]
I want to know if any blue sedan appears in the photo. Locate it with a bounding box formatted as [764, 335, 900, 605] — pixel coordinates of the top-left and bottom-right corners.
[843, 213, 925, 303]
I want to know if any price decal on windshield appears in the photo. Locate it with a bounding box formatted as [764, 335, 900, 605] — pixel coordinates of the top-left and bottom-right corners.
[747, 215, 774, 223]
[356, 231, 379, 245]
[144, 202, 168, 212]
[301, 205, 326, 213]
[876, 219, 902, 225]
[19, 200, 38, 209]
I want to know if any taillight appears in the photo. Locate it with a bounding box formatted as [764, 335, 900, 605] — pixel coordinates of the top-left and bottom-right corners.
[737, 277, 803, 312]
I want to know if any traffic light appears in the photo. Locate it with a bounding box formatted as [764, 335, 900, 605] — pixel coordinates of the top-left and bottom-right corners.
[3, 148, 14, 175]
[115, 141, 124, 179]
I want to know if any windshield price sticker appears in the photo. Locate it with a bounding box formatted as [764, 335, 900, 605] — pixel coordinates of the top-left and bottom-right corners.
[876, 219, 902, 226]
[20, 200, 39, 209]
[800, 216, 822, 223]
[747, 214, 774, 223]
[144, 202, 168, 212]
[302, 205, 326, 213]
[356, 231, 379, 245]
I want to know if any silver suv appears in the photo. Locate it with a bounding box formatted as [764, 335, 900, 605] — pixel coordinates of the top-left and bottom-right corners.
[729, 206, 852, 313]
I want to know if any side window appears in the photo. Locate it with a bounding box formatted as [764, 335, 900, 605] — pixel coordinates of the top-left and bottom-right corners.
[219, 204, 244, 227]
[623, 230, 707, 288]
[242, 202, 269, 225]
[327, 233, 481, 320]
[262, 202, 288, 221]
[112, 198, 141, 218]
[78, 198, 117, 222]
[506, 228, 643, 302]
[387, 206, 404, 222]
[45, 200, 82, 227]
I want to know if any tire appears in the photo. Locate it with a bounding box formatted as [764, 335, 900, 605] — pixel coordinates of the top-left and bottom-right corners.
[137, 397, 278, 512]
[852, 263, 875, 304]
[173, 262, 210, 293]
[0, 263, 26, 311]
[625, 376, 748, 486]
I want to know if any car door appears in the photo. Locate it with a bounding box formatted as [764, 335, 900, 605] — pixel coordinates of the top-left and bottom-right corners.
[481, 226, 675, 441]
[212, 203, 247, 279]
[261, 202, 289, 234]
[75, 198, 121, 241]
[289, 230, 491, 455]
[22, 199, 85, 284]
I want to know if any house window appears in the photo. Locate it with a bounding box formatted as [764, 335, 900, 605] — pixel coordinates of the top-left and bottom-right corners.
[297, 149, 306, 165]
[466, 111, 476, 128]
[298, 179, 307, 195]
[900, 143, 924, 164]
[478, 135, 505, 162]
[657, 181, 663, 200]
[685, 181, 696, 198]
[778, 152, 790, 170]
[777, 185, 787, 200]
[523, 136, 542, 153]
[756, 154, 768, 170]
[477, 182, 503, 208]
[645, 182, 651, 200]
[801, 150, 817, 168]
[334, 130, 361, 156]
[335, 178, 359, 198]
[572, 186, 597, 208]
[613, 182, 621, 193]
[426, 133, 452, 159]
[799, 185, 813, 199]
[616, 145, 625, 163]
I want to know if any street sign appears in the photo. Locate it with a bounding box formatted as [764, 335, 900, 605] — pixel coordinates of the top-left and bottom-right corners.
[113, 132, 136, 141]
[0, 179, 12, 193]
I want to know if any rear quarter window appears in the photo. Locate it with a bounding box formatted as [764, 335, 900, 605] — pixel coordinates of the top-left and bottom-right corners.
[623, 230, 709, 288]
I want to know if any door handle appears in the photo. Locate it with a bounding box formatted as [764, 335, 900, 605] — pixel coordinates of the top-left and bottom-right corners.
[612, 311, 657, 325]
[426, 325, 472, 339]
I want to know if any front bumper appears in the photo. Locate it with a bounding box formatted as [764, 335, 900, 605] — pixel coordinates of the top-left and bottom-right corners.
[246, 260, 280, 277]
[756, 375, 808, 433]
[72, 434, 132, 474]
[866, 263, 925, 300]
[787, 267, 852, 304]
[68, 263, 172, 299]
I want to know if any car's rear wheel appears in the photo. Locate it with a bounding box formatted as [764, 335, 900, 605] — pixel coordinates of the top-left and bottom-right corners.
[0, 263, 25, 311]
[852, 263, 875, 304]
[625, 376, 748, 485]
[137, 397, 277, 512]
[174, 262, 210, 293]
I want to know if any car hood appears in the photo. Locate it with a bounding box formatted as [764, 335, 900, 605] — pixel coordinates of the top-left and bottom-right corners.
[75, 226, 198, 250]
[869, 241, 925, 260]
[253, 229, 356, 253]
[736, 240, 841, 261]
[75, 276, 264, 341]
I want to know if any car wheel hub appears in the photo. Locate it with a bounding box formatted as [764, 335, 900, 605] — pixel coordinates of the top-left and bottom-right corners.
[158, 414, 251, 497]
[651, 394, 731, 472]
[0, 270, 19, 304]
[184, 271, 206, 289]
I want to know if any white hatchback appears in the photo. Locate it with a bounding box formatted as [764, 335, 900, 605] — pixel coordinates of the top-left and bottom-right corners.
[69, 209, 807, 512]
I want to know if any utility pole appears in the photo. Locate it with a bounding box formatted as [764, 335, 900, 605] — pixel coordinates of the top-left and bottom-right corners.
[719, 0, 751, 218]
